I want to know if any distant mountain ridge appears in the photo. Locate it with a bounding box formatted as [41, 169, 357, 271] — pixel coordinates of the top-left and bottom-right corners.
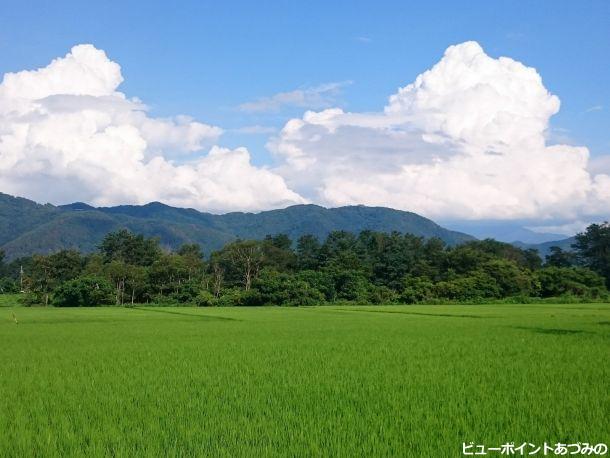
[513, 237, 576, 259]
[0, 193, 474, 260]
[442, 220, 568, 244]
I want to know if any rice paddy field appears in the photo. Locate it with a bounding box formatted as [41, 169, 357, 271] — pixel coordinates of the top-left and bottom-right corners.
[1, 298, 609, 457]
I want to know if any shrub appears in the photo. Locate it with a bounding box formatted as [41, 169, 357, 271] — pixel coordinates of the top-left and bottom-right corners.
[433, 271, 501, 301]
[194, 290, 217, 307]
[296, 270, 336, 302]
[253, 270, 325, 306]
[52, 276, 114, 307]
[289, 287, 325, 306]
[166, 280, 201, 304]
[331, 270, 371, 302]
[215, 288, 262, 307]
[478, 259, 538, 297]
[433, 277, 480, 301]
[19, 293, 43, 307]
[536, 267, 608, 299]
[150, 295, 181, 306]
[368, 285, 398, 304]
[0, 277, 19, 294]
[401, 276, 436, 304]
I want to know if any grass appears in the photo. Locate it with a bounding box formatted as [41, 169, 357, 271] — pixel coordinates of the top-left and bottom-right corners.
[0, 293, 20, 307]
[1, 301, 608, 457]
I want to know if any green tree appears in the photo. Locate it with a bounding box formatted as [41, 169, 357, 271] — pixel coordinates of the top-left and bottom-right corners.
[296, 235, 322, 270]
[262, 234, 296, 272]
[0, 249, 19, 293]
[477, 259, 538, 297]
[124, 265, 148, 305]
[177, 243, 205, 281]
[21, 250, 84, 305]
[99, 229, 161, 266]
[53, 276, 114, 307]
[0, 277, 18, 293]
[148, 254, 191, 299]
[433, 272, 500, 301]
[330, 268, 371, 302]
[363, 232, 432, 289]
[401, 275, 435, 304]
[573, 222, 610, 287]
[47, 250, 84, 283]
[536, 267, 607, 298]
[103, 260, 132, 305]
[450, 239, 540, 271]
[209, 261, 224, 298]
[296, 269, 336, 302]
[320, 231, 357, 259]
[25, 255, 54, 305]
[545, 246, 575, 268]
[252, 269, 325, 306]
[194, 290, 216, 307]
[211, 240, 265, 290]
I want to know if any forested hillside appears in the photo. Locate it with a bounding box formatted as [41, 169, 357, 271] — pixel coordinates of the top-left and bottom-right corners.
[0, 193, 473, 259]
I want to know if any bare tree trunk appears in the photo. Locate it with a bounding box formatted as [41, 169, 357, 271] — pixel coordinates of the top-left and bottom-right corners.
[244, 268, 251, 291]
[232, 245, 262, 291]
[115, 280, 121, 305]
[212, 263, 223, 298]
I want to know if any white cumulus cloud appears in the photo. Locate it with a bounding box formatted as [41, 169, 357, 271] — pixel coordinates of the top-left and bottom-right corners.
[0, 44, 305, 212]
[1, 41, 608, 221]
[269, 41, 610, 220]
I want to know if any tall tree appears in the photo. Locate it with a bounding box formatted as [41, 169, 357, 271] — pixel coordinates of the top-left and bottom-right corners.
[177, 243, 205, 281]
[27, 255, 54, 305]
[545, 246, 575, 268]
[296, 235, 322, 270]
[212, 240, 265, 291]
[262, 234, 296, 272]
[47, 250, 84, 283]
[99, 229, 161, 266]
[573, 222, 610, 287]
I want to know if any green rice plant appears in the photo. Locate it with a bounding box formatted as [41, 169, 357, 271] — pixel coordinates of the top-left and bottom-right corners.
[0, 303, 608, 456]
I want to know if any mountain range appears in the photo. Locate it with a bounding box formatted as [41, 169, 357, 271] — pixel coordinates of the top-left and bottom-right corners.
[512, 237, 576, 259]
[441, 220, 567, 245]
[0, 192, 577, 260]
[0, 192, 480, 260]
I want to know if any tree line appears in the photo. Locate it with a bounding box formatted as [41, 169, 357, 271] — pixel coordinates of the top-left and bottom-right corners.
[0, 222, 608, 307]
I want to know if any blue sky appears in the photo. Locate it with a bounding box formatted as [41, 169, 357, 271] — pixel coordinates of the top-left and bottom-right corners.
[2, 0, 608, 163]
[0, 0, 608, 235]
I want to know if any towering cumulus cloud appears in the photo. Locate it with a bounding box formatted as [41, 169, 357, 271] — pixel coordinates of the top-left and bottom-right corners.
[0, 42, 608, 220]
[270, 41, 609, 220]
[0, 45, 305, 211]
